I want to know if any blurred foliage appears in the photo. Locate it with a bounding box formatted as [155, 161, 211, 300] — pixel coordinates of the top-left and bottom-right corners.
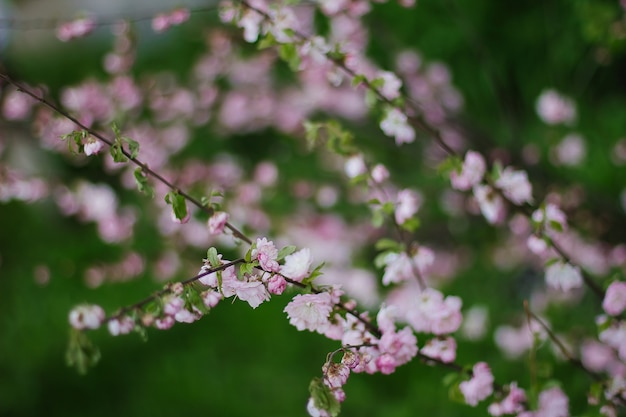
[1, 0, 626, 416]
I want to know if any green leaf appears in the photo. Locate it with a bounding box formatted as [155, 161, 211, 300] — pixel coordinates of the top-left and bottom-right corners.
[278, 43, 301, 71]
[309, 377, 341, 417]
[125, 137, 140, 159]
[207, 247, 221, 268]
[110, 136, 127, 163]
[548, 220, 564, 233]
[375, 238, 403, 252]
[351, 74, 367, 87]
[400, 217, 420, 232]
[133, 168, 154, 198]
[277, 245, 297, 261]
[371, 209, 385, 228]
[164, 191, 188, 221]
[374, 251, 391, 269]
[66, 329, 101, 375]
[61, 130, 87, 154]
[302, 262, 325, 285]
[304, 121, 321, 149]
[258, 33, 277, 49]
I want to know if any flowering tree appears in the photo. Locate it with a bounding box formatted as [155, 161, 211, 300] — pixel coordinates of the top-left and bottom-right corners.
[1, 0, 626, 416]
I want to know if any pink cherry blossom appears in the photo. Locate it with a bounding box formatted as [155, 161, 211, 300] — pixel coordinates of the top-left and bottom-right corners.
[527, 235, 548, 256]
[394, 189, 422, 225]
[163, 295, 184, 316]
[536, 387, 568, 417]
[377, 70, 402, 100]
[83, 137, 104, 156]
[495, 167, 533, 205]
[545, 261, 583, 292]
[371, 164, 390, 183]
[280, 248, 312, 281]
[375, 353, 397, 374]
[603, 281, 626, 316]
[421, 336, 456, 363]
[267, 275, 287, 295]
[378, 326, 418, 366]
[552, 134, 586, 166]
[56, 17, 97, 42]
[536, 89, 576, 125]
[252, 237, 280, 273]
[284, 292, 333, 333]
[459, 362, 494, 406]
[207, 211, 229, 235]
[323, 362, 350, 388]
[201, 290, 223, 308]
[107, 316, 135, 336]
[155, 315, 175, 330]
[234, 279, 270, 308]
[450, 151, 486, 191]
[488, 382, 526, 416]
[473, 185, 505, 224]
[380, 107, 415, 145]
[69, 304, 105, 330]
[344, 154, 366, 178]
[341, 351, 360, 369]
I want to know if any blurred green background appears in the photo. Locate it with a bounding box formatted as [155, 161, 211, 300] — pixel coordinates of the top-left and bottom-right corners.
[1, 0, 626, 416]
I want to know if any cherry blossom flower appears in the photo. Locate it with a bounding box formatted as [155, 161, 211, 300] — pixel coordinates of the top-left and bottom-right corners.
[459, 362, 494, 406]
[394, 189, 422, 225]
[532, 203, 567, 233]
[545, 261, 583, 292]
[341, 351, 360, 369]
[552, 134, 586, 166]
[252, 237, 280, 273]
[83, 137, 104, 156]
[56, 17, 97, 42]
[536, 387, 569, 417]
[450, 151, 486, 191]
[201, 290, 223, 308]
[378, 326, 418, 366]
[69, 304, 105, 330]
[380, 107, 415, 145]
[371, 164, 390, 183]
[536, 89, 576, 125]
[344, 154, 366, 178]
[207, 211, 229, 235]
[267, 275, 287, 295]
[495, 167, 533, 205]
[376, 70, 402, 100]
[421, 336, 456, 363]
[473, 185, 505, 224]
[232, 279, 270, 308]
[323, 362, 350, 388]
[487, 382, 526, 416]
[375, 353, 397, 374]
[527, 235, 548, 256]
[107, 316, 135, 336]
[280, 248, 312, 282]
[603, 281, 626, 316]
[284, 292, 333, 333]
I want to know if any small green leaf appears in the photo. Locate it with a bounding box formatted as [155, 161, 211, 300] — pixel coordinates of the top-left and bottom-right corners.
[164, 191, 188, 221]
[309, 377, 341, 417]
[133, 168, 154, 198]
[400, 217, 420, 232]
[352, 74, 367, 87]
[277, 245, 297, 261]
[66, 329, 101, 375]
[371, 209, 385, 228]
[302, 262, 325, 285]
[258, 33, 277, 49]
[548, 220, 564, 233]
[207, 247, 220, 268]
[375, 238, 403, 252]
[125, 137, 140, 159]
[110, 136, 127, 163]
[278, 43, 301, 71]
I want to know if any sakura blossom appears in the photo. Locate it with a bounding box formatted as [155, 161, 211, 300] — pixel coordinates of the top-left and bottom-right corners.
[473, 184, 506, 224]
[69, 304, 105, 330]
[494, 167, 533, 205]
[552, 134, 586, 166]
[232, 279, 270, 309]
[394, 189, 422, 225]
[56, 17, 97, 42]
[487, 382, 526, 416]
[450, 151, 486, 191]
[207, 211, 229, 235]
[280, 248, 312, 281]
[536, 89, 576, 125]
[376, 70, 402, 100]
[420, 337, 456, 363]
[107, 316, 135, 336]
[379, 107, 415, 145]
[603, 281, 626, 316]
[284, 292, 334, 333]
[532, 203, 568, 233]
[459, 362, 494, 406]
[252, 237, 280, 273]
[545, 261, 583, 292]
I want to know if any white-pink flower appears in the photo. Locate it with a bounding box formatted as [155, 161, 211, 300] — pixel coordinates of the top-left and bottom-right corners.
[536, 387, 569, 417]
[83, 137, 104, 156]
[378, 326, 418, 367]
[421, 336, 456, 363]
[267, 275, 287, 295]
[532, 203, 568, 233]
[450, 151, 486, 191]
[56, 17, 97, 42]
[459, 362, 494, 406]
[380, 107, 415, 145]
[536, 89, 576, 125]
[394, 189, 422, 225]
[371, 164, 390, 183]
[323, 362, 350, 388]
[376, 70, 402, 100]
[207, 211, 229, 235]
[527, 235, 548, 256]
[284, 292, 333, 333]
[495, 167, 533, 205]
[488, 382, 526, 416]
[69, 304, 105, 330]
[473, 185, 505, 224]
[234, 279, 270, 309]
[280, 248, 312, 282]
[107, 316, 135, 336]
[545, 261, 583, 292]
[603, 281, 626, 316]
[253, 237, 280, 273]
